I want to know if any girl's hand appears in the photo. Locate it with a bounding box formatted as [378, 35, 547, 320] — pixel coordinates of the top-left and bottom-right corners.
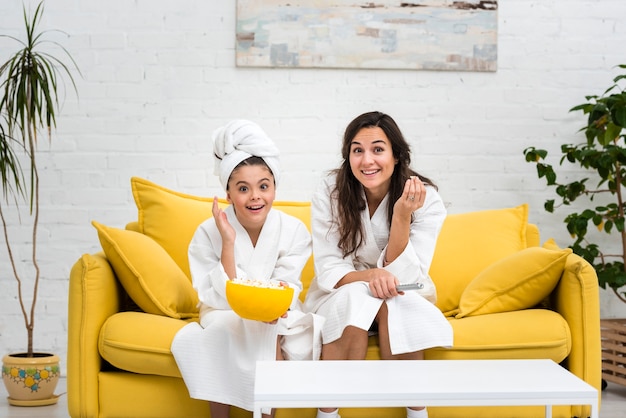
[212, 197, 236, 244]
[264, 311, 288, 325]
[394, 176, 426, 217]
[367, 268, 400, 299]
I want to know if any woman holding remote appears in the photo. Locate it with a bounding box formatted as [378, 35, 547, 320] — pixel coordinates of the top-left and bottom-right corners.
[303, 111, 453, 418]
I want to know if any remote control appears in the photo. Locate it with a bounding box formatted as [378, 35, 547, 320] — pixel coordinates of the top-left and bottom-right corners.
[396, 283, 424, 292]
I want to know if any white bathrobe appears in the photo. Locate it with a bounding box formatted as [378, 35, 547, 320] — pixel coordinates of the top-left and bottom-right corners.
[171, 206, 324, 412]
[303, 174, 453, 354]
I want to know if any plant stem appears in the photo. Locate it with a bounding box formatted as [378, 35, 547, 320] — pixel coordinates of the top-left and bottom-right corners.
[0, 204, 32, 354]
[26, 116, 39, 357]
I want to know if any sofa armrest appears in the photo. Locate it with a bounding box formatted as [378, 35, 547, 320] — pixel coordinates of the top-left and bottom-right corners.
[68, 252, 123, 418]
[551, 252, 601, 417]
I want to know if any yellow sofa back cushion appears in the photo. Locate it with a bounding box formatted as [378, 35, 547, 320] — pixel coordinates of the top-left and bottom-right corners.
[430, 204, 529, 314]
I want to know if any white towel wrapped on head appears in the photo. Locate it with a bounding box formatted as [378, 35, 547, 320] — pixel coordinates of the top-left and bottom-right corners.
[212, 120, 280, 190]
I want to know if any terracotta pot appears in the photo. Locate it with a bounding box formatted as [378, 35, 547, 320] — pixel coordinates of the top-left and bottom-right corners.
[2, 352, 60, 406]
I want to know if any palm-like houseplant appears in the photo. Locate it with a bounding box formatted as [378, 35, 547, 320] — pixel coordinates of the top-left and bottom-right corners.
[523, 64, 626, 301]
[0, 1, 79, 405]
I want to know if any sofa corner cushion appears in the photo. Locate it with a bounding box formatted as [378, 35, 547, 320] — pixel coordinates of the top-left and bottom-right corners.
[92, 220, 199, 319]
[430, 204, 529, 314]
[426, 309, 571, 363]
[99, 311, 191, 378]
[130, 177, 226, 278]
[455, 246, 572, 318]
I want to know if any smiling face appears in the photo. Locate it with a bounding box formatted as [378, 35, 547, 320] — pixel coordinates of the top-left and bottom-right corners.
[349, 126, 398, 199]
[226, 164, 275, 236]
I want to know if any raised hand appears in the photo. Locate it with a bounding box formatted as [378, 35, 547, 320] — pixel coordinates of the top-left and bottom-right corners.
[394, 176, 426, 217]
[212, 197, 236, 245]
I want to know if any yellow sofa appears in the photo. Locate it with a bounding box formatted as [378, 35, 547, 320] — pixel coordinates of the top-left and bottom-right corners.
[67, 177, 601, 418]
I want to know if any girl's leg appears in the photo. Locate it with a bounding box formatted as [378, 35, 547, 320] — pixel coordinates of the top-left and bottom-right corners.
[318, 325, 368, 417]
[375, 302, 427, 416]
[209, 402, 230, 418]
[276, 336, 285, 361]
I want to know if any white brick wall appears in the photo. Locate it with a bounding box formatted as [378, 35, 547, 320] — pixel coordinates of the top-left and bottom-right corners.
[1, 0, 626, 373]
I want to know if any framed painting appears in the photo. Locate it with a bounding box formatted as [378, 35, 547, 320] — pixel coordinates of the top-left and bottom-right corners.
[236, 1, 498, 72]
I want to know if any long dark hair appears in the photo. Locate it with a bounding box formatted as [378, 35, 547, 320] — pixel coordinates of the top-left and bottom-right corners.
[333, 111, 437, 257]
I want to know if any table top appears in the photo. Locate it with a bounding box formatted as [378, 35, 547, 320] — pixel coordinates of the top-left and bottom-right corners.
[254, 359, 597, 404]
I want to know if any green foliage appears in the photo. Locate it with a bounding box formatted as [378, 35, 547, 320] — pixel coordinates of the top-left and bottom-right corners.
[0, 1, 79, 356]
[0, 0, 78, 209]
[523, 64, 626, 303]
[0, 114, 25, 202]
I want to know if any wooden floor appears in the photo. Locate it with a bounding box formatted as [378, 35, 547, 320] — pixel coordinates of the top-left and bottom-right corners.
[1, 377, 625, 417]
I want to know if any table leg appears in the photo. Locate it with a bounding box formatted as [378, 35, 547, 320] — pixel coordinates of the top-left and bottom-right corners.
[591, 403, 598, 418]
[253, 406, 262, 418]
[545, 405, 552, 418]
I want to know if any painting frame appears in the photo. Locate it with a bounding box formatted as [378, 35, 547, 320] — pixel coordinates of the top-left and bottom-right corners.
[236, 1, 498, 72]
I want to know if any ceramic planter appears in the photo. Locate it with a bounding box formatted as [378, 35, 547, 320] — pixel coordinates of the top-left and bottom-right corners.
[2, 353, 60, 406]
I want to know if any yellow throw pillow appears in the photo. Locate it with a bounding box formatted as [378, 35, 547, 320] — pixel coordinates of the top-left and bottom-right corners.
[454, 246, 572, 318]
[131, 177, 228, 278]
[92, 221, 199, 319]
[430, 204, 529, 314]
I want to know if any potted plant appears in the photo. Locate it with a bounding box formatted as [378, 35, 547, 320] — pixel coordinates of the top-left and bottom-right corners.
[523, 64, 626, 388]
[0, 1, 79, 406]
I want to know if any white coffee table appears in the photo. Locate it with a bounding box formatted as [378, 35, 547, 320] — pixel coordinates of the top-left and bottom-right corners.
[253, 359, 598, 418]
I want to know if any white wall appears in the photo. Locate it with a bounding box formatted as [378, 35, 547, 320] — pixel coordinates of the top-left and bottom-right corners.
[1, 0, 626, 372]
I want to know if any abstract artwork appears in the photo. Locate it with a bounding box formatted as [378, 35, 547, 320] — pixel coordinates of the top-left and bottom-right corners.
[236, 1, 498, 72]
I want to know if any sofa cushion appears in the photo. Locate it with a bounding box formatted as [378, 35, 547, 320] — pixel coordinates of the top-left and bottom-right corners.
[426, 309, 571, 363]
[131, 177, 227, 278]
[93, 221, 199, 319]
[99, 312, 192, 378]
[130, 177, 315, 299]
[454, 246, 572, 318]
[430, 204, 529, 314]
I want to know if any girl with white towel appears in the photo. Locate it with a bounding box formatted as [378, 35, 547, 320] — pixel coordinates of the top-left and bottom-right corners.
[171, 120, 323, 418]
[303, 111, 453, 418]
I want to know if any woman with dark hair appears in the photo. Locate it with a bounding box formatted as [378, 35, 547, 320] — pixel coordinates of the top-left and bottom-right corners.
[304, 111, 453, 418]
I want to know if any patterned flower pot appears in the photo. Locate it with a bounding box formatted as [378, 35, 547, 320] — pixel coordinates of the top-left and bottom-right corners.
[2, 353, 60, 406]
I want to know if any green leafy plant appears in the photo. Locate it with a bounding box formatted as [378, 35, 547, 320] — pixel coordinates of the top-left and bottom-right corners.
[524, 64, 626, 303]
[0, 1, 79, 356]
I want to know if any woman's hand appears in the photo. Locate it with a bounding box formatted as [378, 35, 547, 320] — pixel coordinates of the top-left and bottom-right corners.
[212, 197, 236, 244]
[366, 268, 400, 299]
[394, 176, 426, 217]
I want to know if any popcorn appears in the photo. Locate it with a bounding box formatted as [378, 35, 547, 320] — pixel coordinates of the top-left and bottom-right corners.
[230, 278, 288, 290]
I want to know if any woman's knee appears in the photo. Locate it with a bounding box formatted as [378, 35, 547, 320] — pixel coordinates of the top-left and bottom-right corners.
[342, 325, 368, 341]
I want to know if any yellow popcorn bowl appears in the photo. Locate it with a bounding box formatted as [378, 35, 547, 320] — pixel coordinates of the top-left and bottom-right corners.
[225, 280, 294, 322]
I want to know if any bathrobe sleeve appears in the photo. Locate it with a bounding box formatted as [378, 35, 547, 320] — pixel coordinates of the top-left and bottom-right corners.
[378, 185, 446, 283]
